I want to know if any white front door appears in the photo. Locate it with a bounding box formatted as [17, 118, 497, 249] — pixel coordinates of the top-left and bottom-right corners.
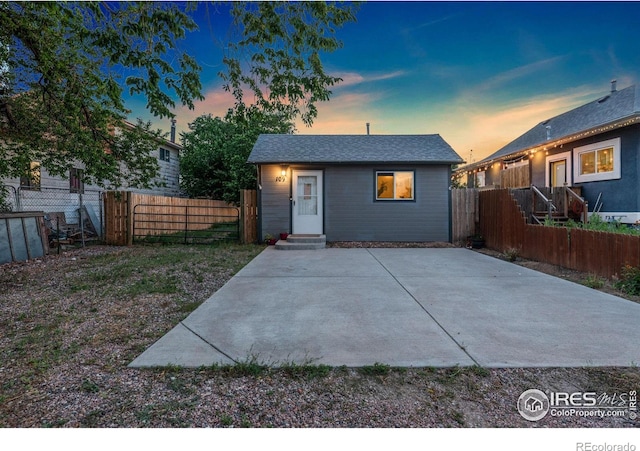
[292, 170, 323, 234]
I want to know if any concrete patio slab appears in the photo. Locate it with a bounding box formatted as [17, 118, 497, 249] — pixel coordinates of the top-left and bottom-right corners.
[179, 276, 474, 367]
[369, 249, 640, 367]
[130, 322, 235, 367]
[130, 247, 640, 368]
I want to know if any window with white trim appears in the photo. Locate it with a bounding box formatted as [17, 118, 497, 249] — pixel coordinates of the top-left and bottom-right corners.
[573, 138, 620, 183]
[376, 171, 414, 200]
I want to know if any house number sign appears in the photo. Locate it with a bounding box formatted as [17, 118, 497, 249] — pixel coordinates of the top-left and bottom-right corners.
[275, 175, 286, 183]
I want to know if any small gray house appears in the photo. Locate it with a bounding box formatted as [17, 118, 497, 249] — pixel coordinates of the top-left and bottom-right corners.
[247, 134, 463, 242]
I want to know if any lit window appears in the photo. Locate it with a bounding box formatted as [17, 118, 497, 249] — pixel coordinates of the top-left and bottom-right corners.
[376, 171, 414, 200]
[476, 171, 486, 188]
[20, 162, 41, 190]
[574, 138, 620, 183]
[580, 152, 595, 175]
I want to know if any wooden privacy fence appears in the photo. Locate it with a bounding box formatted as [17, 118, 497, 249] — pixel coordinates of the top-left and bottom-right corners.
[132, 203, 239, 244]
[104, 190, 258, 245]
[239, 189, 258, 245]
[478, 189, 640, 278]
[451, 189, 479, 243]
[500, 165, 530, 188]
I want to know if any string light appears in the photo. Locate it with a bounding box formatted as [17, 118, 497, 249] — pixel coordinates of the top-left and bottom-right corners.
[454, 114, 640, 174]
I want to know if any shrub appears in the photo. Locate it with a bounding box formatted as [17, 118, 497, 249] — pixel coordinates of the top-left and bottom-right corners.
[615, 265, 640, 296]
[502, 247, 520, 262]
[582, 274, 605, 289]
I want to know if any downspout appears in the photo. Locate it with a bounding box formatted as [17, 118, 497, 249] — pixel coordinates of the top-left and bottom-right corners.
[255, 164, 263, 242]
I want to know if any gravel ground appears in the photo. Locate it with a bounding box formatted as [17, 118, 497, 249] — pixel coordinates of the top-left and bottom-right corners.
[1, 243, 639, 428]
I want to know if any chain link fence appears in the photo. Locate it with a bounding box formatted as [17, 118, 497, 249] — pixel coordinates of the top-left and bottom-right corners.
[2, 185, 104, 241]
[0, 185, 18, 212]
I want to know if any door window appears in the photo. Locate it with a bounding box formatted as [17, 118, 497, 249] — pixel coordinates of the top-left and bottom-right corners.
[297, 176, 317, 215]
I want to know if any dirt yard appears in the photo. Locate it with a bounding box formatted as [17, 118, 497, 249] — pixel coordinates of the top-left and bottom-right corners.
[0, 243, 638, 428]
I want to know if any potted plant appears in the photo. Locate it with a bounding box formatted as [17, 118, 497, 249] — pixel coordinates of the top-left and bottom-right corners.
[279, 232, 289, 241]
[264, 234, 277, 245]
[467, 234, 485, 249]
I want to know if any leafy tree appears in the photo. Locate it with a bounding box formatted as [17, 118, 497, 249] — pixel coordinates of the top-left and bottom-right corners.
[0, 1, 203, 189]
[1, 1, 357, 202]
[221, 1, 358, 126]
[180, 110, 293, 204]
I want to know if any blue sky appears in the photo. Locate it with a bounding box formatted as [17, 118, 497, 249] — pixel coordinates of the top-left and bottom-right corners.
[132, 1, 640, 163]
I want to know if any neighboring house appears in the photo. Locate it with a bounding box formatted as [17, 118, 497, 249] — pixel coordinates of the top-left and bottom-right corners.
[1, 120, 183, 234]
[247, 134, 463, 242]
[455, 82, 640, 224]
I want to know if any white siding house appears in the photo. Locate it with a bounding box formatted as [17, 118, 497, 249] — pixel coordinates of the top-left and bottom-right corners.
[1, 123, 183, 236]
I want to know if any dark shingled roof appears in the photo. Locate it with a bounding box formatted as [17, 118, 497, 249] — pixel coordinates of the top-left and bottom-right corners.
[248, 134, 463, 165]
[479, 84, 640, 164]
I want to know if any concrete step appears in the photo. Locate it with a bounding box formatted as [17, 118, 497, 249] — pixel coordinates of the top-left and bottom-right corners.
[286, 234, 326, 244]
[275, 234, 326, 250]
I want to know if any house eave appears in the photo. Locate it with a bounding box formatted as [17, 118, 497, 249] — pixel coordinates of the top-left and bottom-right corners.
[454, 113, 640, 174]
[248, 159, 464, 166]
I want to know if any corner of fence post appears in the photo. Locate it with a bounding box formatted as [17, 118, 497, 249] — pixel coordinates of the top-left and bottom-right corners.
[239, 189, 246, 244]
[126, 191, 133, 246]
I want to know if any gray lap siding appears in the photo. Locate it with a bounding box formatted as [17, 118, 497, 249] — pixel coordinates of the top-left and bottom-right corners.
[258, 164, 451, 242]
[325, 165, 450, 242]
[259, 164, 291, 239]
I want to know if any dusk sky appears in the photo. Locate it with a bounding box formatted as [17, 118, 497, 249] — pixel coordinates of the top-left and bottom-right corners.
[130, 1, 640, 163]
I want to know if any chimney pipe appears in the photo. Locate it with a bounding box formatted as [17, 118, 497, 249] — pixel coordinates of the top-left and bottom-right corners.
[611, 79, 617, 93]
[366, 123, 370, 135]
[170, 118, 176, 143]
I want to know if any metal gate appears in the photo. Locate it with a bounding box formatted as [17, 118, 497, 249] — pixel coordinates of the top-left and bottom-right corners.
[132, 203, 240, 244]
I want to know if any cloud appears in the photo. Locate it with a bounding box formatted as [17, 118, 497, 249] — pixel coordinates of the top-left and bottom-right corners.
[162, 68, 405, 135]
[334, 70, 407, 88]
[465, 56, 565, 98]
[434, 84, 604, 161]
[166, 87, 236, 135]
[297, 92, 384, 134]
[411, 14, 459, 31]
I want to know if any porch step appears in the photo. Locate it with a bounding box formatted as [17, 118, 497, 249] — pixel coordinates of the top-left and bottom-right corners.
[532, 213, 569, 224]
[275, 234, 326, 250]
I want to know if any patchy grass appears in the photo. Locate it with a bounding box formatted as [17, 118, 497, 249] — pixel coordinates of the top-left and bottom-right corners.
[582, 274, 606, 290]
[0, 243, 639, 428]
[358, 362, 392, 377]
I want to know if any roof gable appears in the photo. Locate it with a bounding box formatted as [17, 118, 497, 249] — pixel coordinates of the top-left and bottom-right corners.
[481, 84, 640, 164]
[248, 134, 463, 164]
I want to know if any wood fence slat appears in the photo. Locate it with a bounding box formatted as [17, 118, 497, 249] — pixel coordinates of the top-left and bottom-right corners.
[103, 190, 258, 245]
[451, 188, 479, 244]
[479, 188, 640, 279]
